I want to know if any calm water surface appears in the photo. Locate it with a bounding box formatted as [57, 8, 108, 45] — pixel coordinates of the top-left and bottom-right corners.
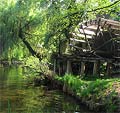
[0, 66, 90, 113]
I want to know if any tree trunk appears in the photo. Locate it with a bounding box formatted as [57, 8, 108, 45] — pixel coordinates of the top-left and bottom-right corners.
[19, 28, 42, 60]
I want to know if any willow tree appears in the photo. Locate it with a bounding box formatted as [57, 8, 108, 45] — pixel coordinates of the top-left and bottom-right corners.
[0, 0, 47, 60]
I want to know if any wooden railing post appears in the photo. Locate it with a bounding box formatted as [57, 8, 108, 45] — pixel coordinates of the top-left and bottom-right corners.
[80, 62, 85, 75]
[93, 61, 98, 75]
[106, 62, 111, 76]
[66, 60, 72, 74]
[53, 59, 56, 74]
[58, 60, 61, 75]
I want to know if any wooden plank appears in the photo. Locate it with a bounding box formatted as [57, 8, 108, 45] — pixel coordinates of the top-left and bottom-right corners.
[78, 29, 96, 35]
[82, 18, 120, 31]
[72, 32, 93, 39]
[101, 18, 120, 26]
[84, 25, 98, 32]
[70, 38, 86, 43]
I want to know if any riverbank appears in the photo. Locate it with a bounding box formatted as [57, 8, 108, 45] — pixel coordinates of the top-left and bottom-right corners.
[53, 74, 120, 113]
[33, 72, 120, 112]
[0, 60, 23, 66]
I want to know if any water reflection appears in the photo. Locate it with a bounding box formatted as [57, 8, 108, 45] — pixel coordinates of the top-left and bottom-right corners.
[0, 66, 88, 113]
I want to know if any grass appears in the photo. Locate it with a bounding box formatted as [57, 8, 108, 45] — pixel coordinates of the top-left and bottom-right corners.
[55, 74, 120, 112]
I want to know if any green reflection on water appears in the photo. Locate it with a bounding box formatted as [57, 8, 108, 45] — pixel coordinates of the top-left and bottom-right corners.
[0, 66, 87, 113]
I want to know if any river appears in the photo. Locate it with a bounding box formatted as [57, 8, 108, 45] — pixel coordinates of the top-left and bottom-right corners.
[0, 65, 90, 113]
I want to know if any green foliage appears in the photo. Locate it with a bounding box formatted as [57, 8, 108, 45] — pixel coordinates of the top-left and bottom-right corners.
[105, 90, 118, 112]
[0, 0, 47, 60]
[56, 74, 120, 112]
[0, 0, 119, 60]
[81, 79, 109, 97]
[24, 56, 50, 75]
[24, 56, 40, 69]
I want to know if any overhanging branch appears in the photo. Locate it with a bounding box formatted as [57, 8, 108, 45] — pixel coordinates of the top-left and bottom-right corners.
[63, 0, 120, 18]
[18, 27, 42, 60]
[88, 0, 120, 12]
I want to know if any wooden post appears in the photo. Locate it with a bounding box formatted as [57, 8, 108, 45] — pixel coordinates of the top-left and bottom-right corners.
[66, 60, 71, 74]
[80, 62, 85, 75]
[58, 60, 61, 75]
[82, 43, 86, 49]
[97, 60, 101, 76]
[93, 61, 98, 75]
[53, 59, 56, 74]
[63, 61, 66, 75]
[106, 62, 111, 76]
[79, 62, 81, 74]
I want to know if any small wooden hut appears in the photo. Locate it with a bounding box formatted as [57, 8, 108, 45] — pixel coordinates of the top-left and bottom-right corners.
[53, 18, 120, 76]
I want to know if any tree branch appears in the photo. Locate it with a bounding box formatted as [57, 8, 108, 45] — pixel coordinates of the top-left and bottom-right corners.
[88, 0, 120, 12]
[63, 0, 120, 18]
[23, 31, 41, 37]
[18, 27, 42, 60]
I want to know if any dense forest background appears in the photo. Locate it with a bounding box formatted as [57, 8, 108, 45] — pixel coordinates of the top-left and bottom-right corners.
[0, 0, 119, 62]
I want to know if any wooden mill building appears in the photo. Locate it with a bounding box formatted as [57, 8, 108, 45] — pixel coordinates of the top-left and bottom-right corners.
[53, 18, 120, 76]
